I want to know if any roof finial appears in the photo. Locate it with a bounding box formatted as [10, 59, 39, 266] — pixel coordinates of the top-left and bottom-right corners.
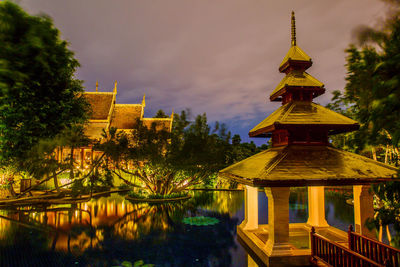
[96, 80, 98, 92]
[113, 80, 117, 94]
[170, 108, 174, 119]
[142, 94, 146, 107]
[291, 11, 296, 46]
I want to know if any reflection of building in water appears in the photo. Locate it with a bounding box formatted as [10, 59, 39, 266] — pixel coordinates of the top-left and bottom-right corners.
[0, 195, 181, 254]
[0, 197, 151, 253]
[54, 81, 173, 168]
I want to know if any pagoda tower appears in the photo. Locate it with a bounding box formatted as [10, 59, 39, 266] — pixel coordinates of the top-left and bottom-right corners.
[219, 12, 397, 267]
[249, 11, 358, 145]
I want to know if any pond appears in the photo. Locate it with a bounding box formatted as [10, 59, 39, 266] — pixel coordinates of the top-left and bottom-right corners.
[0, 188, 357, 267]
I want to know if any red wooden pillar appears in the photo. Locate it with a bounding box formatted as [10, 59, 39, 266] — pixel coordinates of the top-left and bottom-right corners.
[310, 227, 317, 265]
[348, 224, 354, 251]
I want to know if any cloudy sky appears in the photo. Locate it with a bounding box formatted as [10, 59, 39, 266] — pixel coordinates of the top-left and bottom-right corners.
[20, 0, 387, 144]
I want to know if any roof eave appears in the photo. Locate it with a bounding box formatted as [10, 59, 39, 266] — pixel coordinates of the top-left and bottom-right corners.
[248, 123, 360, 138]
[219, 172, 396, 187]
[279, 59, 313, 73]
[249, 125, 275, 137]
[270, 85, 325, 101]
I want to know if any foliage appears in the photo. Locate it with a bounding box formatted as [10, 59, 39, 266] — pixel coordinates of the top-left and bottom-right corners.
[153, 109, 169, 118]
[97, 110, 268, 195]
[371, 181, 400, 247]
[0, 2, 88, 189]
[182, 216, 219, 226]
[128, 190, 188, 200]
[112, 259, 154, 267]
[326, 7, 400, 161]
[326, 0, 400, 245]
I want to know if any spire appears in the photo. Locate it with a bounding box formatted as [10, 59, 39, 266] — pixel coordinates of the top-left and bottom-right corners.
[142, 94, 146, 107]
[113, 80, 118, 94]
[278, 11, 312, 73]
[291, 11, 296, 46]
[96, 80, 98, 92]
[170, 108, 174, 119]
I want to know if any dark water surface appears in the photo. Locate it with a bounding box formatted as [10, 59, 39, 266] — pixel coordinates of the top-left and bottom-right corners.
[0, 189, 354, 267]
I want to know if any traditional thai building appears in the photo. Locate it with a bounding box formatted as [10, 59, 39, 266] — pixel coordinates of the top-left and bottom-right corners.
[56, 81, 173, 167]
[219, 12, 398, 266]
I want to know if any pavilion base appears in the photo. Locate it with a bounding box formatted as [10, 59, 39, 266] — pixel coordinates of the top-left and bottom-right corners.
[237, 223, 348, 267]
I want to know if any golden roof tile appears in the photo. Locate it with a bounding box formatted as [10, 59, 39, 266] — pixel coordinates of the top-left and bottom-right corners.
[84, 121, 108, 140]
[142, 118, 173, 132]
[84, 93, 114, 120]
[249, 101, 359, 137]
[110, 104, 143, 129]
[219, 145, 398, 187]
[270, 71, 324, 100]
[279, 46, 312, 70]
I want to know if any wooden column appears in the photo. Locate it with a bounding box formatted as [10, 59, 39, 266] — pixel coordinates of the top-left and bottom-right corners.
[264, 187, 292, 256]
[240, 185, 259, 230]
[307, 186, 329, 228]
[353, 185, 376, 239]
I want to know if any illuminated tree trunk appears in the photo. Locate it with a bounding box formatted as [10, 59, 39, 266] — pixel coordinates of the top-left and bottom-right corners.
[69, 147, 74, 180]
[53, 171, 60, 193]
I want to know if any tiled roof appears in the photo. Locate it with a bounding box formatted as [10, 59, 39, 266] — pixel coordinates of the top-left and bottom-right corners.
[270, 71, 324, 100]
[219, 145, 398, 187]
[110, 104, 143, 129]
[279, 45, 311, 70]
[84, 121, 108, 140]
[142, 118, 172, 132]
[249, 101, 359, 137]
[84, 93, 114, 120]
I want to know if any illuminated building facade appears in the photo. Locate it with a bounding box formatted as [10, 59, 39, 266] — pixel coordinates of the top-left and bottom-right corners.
[55, 81, 173, 167]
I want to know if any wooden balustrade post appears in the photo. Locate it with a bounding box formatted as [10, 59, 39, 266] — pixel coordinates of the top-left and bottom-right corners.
[310, 227, 318, 266]
[311, 227, 316, 255]
[349, 225, 354, 251]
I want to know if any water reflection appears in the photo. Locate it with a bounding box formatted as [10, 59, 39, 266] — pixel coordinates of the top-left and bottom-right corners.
[0, 192, 242, 266]
[0, 189, 365, 267]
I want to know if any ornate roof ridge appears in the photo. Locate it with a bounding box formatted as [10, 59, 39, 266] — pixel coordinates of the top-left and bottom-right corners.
[142, 117, 172, 121]
[115, 103, 143, 106]
[84, 92, 114, 95]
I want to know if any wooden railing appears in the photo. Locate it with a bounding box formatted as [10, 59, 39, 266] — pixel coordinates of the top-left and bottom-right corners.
[310, 227, 385, 267]
[348, 225, 400, 267]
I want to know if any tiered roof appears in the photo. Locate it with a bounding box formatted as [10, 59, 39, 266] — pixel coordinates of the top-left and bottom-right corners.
[270, 71, 324, 101]
[221, 145, 397, 187]
[219, 12, 397, 186]
[249, 101, 359, 137]
[84, 81, 173, 140]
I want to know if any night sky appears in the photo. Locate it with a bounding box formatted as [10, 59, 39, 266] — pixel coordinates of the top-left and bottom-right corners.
[20, 0, 387, 145]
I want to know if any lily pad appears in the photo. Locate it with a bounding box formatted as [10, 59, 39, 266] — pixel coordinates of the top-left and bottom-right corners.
[182, 216, 219, 226]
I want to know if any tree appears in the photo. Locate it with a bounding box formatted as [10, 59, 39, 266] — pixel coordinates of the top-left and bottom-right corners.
[326, 0, 400, 246]
[0, 2, 88, 174]
[231, 134, 241, 146]
[154, 109, 169, 118]
[96, 109, 269, 195]
[326, 21, 400, 163]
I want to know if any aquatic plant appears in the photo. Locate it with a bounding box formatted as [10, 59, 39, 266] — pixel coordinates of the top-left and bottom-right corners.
[182, 216, 219, 226]
[113, 260, 154, 267]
